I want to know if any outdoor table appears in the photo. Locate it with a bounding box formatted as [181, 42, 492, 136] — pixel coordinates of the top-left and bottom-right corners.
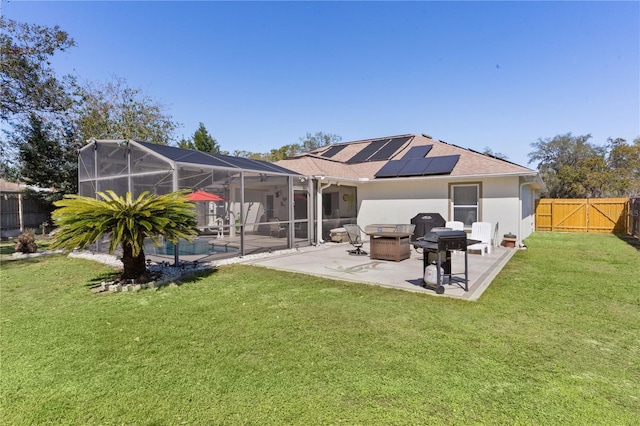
[368, 231, 413, 261]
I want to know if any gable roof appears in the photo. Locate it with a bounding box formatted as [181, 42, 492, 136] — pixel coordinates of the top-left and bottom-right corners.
[0, 179, 26, 192]
[0, 179, 52, 193]
[276, 133, 540, 182]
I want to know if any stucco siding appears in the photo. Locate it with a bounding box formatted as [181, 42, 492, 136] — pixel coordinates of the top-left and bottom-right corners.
[519, 182, 536, 240]
[357, 180, 449, 226]
[479, 177, 520, 243]
[354, 176, 526, 245]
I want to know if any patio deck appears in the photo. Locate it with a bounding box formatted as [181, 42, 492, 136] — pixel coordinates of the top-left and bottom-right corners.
[241, 240, 518, 301]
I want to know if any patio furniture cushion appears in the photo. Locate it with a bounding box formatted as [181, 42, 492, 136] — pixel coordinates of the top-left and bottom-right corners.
[329, 227, 349, 243]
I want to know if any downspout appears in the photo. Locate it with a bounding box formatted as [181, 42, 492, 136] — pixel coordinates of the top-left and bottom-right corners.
[316, 177, 332, 244]
[518, 180, 534, 248]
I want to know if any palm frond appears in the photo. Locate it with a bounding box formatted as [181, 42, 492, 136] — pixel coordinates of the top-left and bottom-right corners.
[51, 190, 198, 257]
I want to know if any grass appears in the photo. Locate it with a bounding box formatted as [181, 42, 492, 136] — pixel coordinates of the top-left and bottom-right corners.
[1, 232, 638, 424]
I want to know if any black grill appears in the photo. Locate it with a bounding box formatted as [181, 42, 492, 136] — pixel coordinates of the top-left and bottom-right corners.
[419, 230, 469, 251]
[410, 213, 445, 242]
[411, 229, 478, 294]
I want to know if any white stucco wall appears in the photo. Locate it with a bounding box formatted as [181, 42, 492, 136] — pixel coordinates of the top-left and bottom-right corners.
[482, 177, 519, 242]
[357, 179, 449, 225]
[355, 175, 533, 244]
[519, 181, 537, 242]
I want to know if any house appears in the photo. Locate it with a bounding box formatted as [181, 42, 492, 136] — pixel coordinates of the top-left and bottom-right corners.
[275, 133, 545, 247]
[79, 136, 543, 263]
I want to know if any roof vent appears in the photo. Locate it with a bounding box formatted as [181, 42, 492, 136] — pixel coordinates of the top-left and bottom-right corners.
[421, 133, 432, 139]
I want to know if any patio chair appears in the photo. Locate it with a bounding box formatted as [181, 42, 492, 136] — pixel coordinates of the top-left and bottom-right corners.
[445, 220, 464, 231]
[343, 224, 368, 256]
[210, 217, 224, 238]
[467, 222, 492, 256]
[269, 218, 286, 238]
[445, 221, 465, 254]
[198, 217, 223, 239]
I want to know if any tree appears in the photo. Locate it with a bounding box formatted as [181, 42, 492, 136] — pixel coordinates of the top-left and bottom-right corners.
[73, 77, 178, 145]
[299, 132, 342, 152]
[12, 113, 77, 201]
[233, 131, 341, 162]
[528, 133, 640, 198]
[0, 17, 75, 121]
[177, 122, 220, 153]
[232, 149, 269, 161]
[0, 17, 75, 182]
[51, 190, 198, 280]
[529, 133, 601, 197]
[607, 137, 640, 197]
[482, 147, 508, 160]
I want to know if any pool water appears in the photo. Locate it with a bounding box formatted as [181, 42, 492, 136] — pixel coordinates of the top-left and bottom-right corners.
[146, 239, 238, 256]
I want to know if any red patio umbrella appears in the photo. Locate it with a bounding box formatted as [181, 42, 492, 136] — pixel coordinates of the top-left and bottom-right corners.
[187, 190, 225, 202]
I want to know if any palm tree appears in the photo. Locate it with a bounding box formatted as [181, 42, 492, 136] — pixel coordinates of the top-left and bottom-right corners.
[51, 190, 198, 280]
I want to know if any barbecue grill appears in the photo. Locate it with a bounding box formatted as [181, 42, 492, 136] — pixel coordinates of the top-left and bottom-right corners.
[410, 213, 445, 242]
[412, 229, 478, 294]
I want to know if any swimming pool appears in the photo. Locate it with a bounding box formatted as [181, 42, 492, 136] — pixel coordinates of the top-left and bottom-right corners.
[146, 238, 238, 256]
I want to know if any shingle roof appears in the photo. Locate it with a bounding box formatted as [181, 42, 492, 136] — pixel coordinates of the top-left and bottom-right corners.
[275, 134, 537, 180]
[0, 179, 26, 192]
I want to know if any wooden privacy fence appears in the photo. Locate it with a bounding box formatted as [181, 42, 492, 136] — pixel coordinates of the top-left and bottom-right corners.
[0, 194, 50, 233]
[535, 198, 630, 233]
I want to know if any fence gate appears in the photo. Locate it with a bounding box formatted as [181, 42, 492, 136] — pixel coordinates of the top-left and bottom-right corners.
[535, 198, 629, 233]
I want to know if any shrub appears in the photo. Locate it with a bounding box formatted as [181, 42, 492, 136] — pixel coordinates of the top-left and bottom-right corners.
[15, 229, 37, 254]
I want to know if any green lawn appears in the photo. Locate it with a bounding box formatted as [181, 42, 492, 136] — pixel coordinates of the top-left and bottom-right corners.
[1, 232, 638, 425]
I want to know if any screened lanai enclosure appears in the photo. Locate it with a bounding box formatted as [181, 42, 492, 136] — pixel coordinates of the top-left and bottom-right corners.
[78, 139, 315, 264]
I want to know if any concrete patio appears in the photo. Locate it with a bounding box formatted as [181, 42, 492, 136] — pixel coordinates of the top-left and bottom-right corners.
[242, 240, 519, 301]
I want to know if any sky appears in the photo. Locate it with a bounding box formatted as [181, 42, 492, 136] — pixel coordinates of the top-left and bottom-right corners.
[3, 0, 639, 167]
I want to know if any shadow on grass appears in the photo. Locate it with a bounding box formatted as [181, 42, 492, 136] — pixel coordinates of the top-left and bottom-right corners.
[616, 233, 640, 252]
[164, 267, 220, 287]
[85, 271, 121, 288]
[88, 267, 220, 293]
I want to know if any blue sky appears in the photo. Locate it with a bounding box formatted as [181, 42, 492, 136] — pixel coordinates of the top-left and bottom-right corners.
[4, 1, 639, 167]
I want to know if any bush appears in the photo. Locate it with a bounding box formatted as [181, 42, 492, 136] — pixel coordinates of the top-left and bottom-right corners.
[15, 229, 37, 254]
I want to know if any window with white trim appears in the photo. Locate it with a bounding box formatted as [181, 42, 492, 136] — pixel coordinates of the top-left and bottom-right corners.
[451, 184, 480, 226]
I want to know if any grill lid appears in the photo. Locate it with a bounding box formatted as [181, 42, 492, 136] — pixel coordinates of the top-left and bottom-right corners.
[410, 212, 445, 241]
[422, 230, 468, 243]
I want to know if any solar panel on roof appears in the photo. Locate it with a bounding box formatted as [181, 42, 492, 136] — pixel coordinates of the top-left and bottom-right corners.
[398, 158, 433, 176]
[368, 136, 411, 161]
[422, 155, 459, 175]
[401, 145, 432, 159]
[374, 154, 460, 178]
[374, 159, 409, 178]
[346, 139, 389, 163]
[320, 145, 347, 158]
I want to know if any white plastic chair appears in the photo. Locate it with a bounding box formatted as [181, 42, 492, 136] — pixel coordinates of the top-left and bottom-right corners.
[445, 221, 464, 231]
[468, 222, 492, 255]
[269, 218, 286, 238]
[445, 221, 465, 254]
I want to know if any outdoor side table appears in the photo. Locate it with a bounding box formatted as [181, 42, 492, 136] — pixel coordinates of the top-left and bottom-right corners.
[368, 231, 412, 261]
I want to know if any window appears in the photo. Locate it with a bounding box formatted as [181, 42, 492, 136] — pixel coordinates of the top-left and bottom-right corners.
[322, 192, 340, 218]
[451, 184, 480, 226]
